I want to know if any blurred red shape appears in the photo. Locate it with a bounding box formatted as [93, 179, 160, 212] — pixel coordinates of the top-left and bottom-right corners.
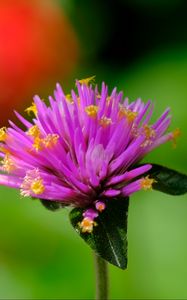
[0, 0, 79, 126]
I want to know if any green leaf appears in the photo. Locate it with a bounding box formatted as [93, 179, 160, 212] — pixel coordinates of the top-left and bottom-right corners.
[146, 164, 187, 195]
[69, 197, 129, 269]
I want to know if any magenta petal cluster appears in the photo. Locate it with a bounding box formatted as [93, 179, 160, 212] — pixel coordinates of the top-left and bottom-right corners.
[0, 78, 176, 232]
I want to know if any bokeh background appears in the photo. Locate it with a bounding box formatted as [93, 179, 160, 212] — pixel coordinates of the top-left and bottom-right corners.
[0, 0, 187, 299]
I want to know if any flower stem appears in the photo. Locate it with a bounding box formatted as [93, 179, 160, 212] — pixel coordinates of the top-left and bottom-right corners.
[94, 252, 109, 300]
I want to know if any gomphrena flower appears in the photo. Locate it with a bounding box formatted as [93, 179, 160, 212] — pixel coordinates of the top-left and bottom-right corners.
[0, 77, 179, 233]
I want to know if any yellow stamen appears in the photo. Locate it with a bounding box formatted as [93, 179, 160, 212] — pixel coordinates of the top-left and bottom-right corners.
[85, 105, 99, 118]
[172, 128, 181, 148]
[140, 176, 155, 190]
[79, 217, 96, 233]
[141, 124, 156, 147]
[0, 146, 10, 154]
[1, 154, 15, 173]
[0, 127, 7, 142]
[30, 178, 45, 195]
[96, 203, 105, 212]
[25, 102, 37, 116]
[119, 105, 138, 122]
[27, 125, 41, 138]
[33, 137, 44, 151]
[43, 134, 59, 148]
[32, 133, 59, 152]
[143, 124, 156, 139]
[66, 94, 74, 104]
[78, 76, 96, 86]
[77, 97, 81, 106]
[20, 169, 45, 197]
[99, 116, 112, 128]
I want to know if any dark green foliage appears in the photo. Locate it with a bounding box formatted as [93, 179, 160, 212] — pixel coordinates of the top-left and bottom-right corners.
[69, 197, 129, 269]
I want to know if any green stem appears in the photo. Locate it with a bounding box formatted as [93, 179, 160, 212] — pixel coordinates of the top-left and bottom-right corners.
[94, 252, 109, 300]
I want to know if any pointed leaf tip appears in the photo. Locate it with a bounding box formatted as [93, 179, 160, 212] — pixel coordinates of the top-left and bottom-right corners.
[146, 164, 187, 195]
[69, 197, 129, 269]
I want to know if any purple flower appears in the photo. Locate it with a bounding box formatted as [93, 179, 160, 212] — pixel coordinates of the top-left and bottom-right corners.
[0, 78, 179, 233]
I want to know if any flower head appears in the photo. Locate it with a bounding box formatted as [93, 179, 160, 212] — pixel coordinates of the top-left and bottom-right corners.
[0, 78, 175, 232]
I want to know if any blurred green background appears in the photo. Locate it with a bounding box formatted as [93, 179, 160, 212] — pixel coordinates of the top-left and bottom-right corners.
[1, 0, 187, 299]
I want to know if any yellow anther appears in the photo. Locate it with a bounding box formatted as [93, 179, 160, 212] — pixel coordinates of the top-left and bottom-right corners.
[30, 178, 45, 195]
[66, 94, 74, 104]
[99, 116, 112, 128]
[1, 154, 15, 173]
[141, 124, 156, 147]
[27, 125, 40, 138]
[25, 102, 37, 116]
[43, 134, 59, 148]
[79, 217, 96, 233]
[140, 176, 155, 190]
[172, 128, 181, 148]
[78, 75, 96, 86]
[96, 203, 105, 212]
[0, 146, 10, 154]
[85, 105, 99, 118]
[0, 127, 7, 142]
[20, 169, 45, 197]
[32, 133, 59, 151]
[106, 96, 111, 103]
[77, 97, 81, 106]
[118, 105, 138, 122]
[143, 124, 156, 139]
[33, 137, 44, 151]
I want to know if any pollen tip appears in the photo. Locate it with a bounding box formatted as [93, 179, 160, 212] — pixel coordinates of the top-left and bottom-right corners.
[43, 134, 59, 148]
[118, 105, 138, 122]
[79, 217, 96, 233]
[99, 116, 112, 128]
[85, 105, 98, 118]
[27, 125, 40, 138]
[140, 175, 156, 190]
[65, 94, 74, 104]
[25, 102, 37, 116]
[78, 75, 96, 86]
[20, 169, 45, 196]
[172, 128, 181, 148]
[95, 201, 106, 212]
[33, 137, 44, 151]
[1, 154, 15, 173]
[30, 178, 45, 195]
